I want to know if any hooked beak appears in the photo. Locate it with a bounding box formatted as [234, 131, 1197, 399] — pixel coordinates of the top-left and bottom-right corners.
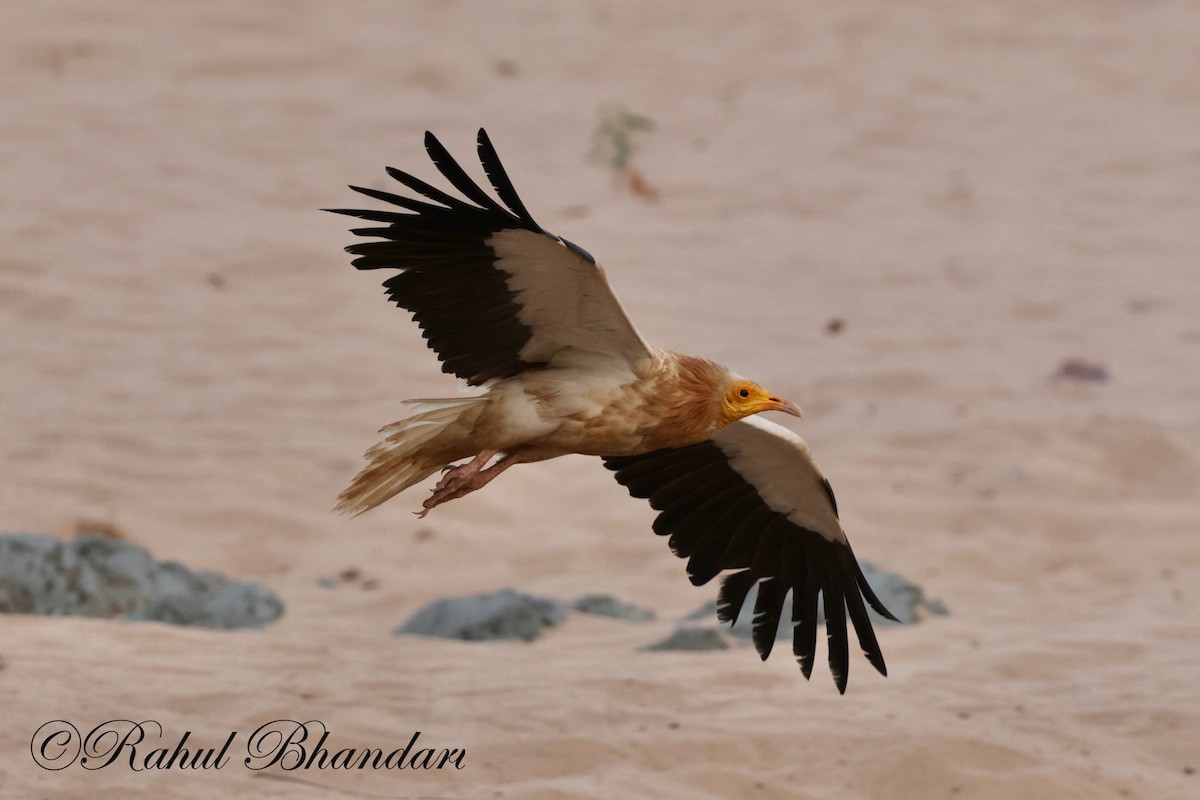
[769, 396, 804, 419]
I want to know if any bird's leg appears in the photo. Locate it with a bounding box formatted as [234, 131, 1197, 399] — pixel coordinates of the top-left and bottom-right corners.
[418, 450, 519, 517]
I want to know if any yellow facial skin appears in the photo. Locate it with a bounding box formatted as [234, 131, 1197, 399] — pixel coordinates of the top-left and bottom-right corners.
[718, 380, 803, 428]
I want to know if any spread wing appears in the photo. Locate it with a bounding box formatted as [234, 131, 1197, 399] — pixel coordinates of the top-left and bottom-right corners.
[327, 129, 654, 386]
[603, 415, 897, 693]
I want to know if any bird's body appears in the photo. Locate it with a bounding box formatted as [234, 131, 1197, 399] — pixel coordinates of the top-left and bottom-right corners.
[338, 349, 746, 513]
[466, 349, 731, 458]
[330, 130, 897, 692]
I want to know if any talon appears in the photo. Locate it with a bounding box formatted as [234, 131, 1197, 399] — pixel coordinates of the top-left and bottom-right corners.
[410, 450, 517, 517]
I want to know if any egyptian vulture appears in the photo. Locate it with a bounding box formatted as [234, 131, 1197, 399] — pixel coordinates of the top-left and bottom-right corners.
[329, 130, 896, 692]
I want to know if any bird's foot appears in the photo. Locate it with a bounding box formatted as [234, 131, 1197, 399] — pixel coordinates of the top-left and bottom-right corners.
[416, 450, 517, 518]
[418, 463, 486, 517]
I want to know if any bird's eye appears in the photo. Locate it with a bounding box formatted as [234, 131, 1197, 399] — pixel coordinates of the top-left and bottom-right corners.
[738, 388, 750, 398]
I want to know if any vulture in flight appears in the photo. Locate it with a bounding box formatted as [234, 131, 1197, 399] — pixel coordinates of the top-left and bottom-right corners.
[329, 130, 897, 692]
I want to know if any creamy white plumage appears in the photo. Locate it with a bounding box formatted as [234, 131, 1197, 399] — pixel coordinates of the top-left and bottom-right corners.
[329, 129, 895, 691]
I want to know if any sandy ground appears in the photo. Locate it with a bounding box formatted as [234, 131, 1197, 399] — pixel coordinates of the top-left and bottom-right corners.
[3, 1, 1199, 798]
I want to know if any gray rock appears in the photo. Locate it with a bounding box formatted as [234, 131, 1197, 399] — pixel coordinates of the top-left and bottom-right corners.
[0, 533, 283, 629]
[395, 588, 566, 642]
[642, 627, 730, 652]
[922, 596, 950, 617]
[571, 593, 656, 622]
[685, 561, 946, 640]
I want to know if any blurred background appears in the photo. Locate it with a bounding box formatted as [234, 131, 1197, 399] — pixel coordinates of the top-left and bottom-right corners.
[2, 2, 1198, 798]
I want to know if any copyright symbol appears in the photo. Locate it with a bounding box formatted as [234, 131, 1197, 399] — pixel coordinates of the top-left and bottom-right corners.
[31, 720, 82, 770]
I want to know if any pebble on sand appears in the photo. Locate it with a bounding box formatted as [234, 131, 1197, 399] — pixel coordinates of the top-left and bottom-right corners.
[0, 532, 284, 629]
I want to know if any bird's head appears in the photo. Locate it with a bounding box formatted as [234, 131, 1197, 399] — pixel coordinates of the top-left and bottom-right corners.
[718, 380, 803, 428]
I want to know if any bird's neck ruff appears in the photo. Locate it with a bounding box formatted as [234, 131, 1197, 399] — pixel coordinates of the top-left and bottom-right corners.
[650, 353, 734, 446]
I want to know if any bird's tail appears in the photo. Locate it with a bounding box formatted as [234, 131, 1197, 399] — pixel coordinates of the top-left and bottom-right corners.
[335, 397, 486, 516]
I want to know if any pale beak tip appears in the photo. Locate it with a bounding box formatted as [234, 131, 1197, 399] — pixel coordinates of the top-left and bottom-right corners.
[776, 399, 804, 419]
